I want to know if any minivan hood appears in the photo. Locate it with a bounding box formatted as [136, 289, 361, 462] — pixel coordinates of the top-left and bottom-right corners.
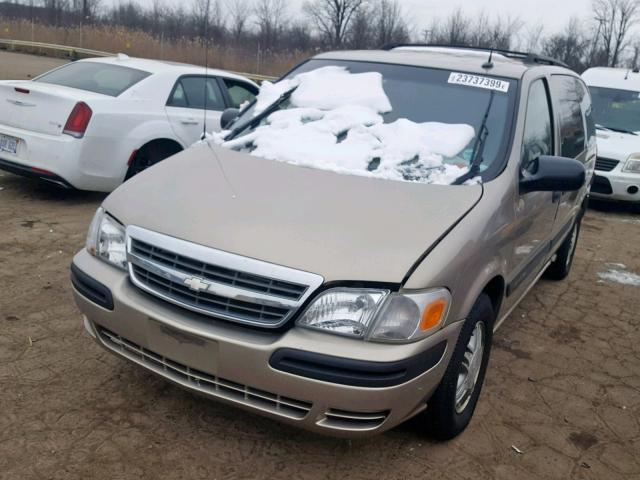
[596, 130, 640, 161]
[104, 144, 482, 283]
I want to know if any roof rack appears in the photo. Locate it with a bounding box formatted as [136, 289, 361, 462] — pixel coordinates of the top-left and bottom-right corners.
[382, 43, 570, 69]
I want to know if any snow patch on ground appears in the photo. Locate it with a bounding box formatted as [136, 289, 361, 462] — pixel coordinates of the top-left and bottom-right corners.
[216, 66, 477, 185]
[598, 263, 640, 286]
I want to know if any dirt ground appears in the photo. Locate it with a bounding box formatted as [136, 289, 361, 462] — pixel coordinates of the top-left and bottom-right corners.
[1, 51, 640, 480]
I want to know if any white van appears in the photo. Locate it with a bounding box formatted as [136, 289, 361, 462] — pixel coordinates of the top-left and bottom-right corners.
[582, 67, 640, 204]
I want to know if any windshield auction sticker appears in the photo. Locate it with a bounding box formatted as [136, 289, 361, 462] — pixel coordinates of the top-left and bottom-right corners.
[448, 72, 510, 93]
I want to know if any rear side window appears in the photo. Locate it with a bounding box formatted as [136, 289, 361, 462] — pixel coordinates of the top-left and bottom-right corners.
[167, 76, 225, 111]
[223, 79, 258, 108]
[550, 75, 586, 158]
[35, 62, 150, 96]
[521, 79, 554, 172]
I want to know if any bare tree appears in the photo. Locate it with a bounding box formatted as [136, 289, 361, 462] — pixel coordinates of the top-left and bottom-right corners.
[226, 0, 252, 41]
[424, 10, 521, 50]
[442, 8, 471, 45]
[254, 0, 287, 49]
[347, 4, 374, 48]
[372, 0, 410, 47]
[521, 21, 545, 52]
[542, 18, 589, 71]
[630, 38, 640, 68]
[592, 0, 639, 66]
[304, 0, 366, 47]
[191, 0, 225, 41]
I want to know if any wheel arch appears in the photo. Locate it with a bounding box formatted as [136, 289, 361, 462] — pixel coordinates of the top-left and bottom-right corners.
[480, 275, 505, 319]
[124, 137, 185, 181]
[133, 137, 184, 160]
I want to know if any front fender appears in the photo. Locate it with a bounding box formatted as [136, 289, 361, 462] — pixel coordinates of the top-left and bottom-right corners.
[403, 176, 514, 325]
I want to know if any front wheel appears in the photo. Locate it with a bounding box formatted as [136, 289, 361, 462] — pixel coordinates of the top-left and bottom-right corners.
[544, 217, 581, 280]
[421, 294, 494, 440]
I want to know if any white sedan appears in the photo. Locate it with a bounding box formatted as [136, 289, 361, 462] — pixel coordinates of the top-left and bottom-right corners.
[0, 55, 258, 191]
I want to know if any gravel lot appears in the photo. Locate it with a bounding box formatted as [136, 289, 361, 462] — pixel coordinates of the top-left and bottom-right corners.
[1, 51, 640, 480]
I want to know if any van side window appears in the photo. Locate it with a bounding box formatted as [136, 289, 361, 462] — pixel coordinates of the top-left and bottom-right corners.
[521, 79, 554, 173]
[167, 76, 225, 111]
[550, 75, 586, 158]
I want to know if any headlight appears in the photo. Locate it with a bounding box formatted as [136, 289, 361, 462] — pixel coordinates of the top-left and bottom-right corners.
[297, 287, 451, 343]
[623, 153, 640, 173]
[86, 207, 127, 270]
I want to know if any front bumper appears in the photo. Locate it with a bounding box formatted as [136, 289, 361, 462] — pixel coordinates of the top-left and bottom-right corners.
[71, 249, 462, 437]
[590, 170, 640, 202]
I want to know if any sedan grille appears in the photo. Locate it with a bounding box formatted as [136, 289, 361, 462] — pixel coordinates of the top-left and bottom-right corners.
[125, 226, 323, 329]
[595, 157, 619, 172]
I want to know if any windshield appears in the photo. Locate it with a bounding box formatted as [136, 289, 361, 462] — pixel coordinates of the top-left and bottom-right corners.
[35, 62, 150, 97]
[589, 86, 640, 134]
[220, 59, 517, 185]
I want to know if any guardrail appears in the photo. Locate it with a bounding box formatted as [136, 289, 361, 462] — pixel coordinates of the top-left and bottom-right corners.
[0, 38, 276, 83]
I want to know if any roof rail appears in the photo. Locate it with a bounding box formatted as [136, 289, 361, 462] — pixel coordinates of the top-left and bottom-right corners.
[382, 43, 570, 69]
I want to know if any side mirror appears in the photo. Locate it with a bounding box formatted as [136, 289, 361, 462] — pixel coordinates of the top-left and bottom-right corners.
[220, 108, 240, 130]
[519, 155, 586, 194]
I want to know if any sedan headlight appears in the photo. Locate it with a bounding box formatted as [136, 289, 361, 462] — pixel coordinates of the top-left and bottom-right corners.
[86, 207, 127, 270]
[623, 153, 640, 173]
[297, 287, 451, 343]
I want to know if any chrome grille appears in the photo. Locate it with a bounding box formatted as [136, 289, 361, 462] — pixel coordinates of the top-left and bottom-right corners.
[132, 264, 290, 324]
[125, 226, 323, 328]
[98, 327, 313, 419]
[131, 238, 308, 300]
[595, 157, 619, 172]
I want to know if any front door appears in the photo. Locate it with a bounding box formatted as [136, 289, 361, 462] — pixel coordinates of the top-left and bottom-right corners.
[507, 77, 558, 300]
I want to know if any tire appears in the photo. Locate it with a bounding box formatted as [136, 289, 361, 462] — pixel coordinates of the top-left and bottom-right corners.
[422, 293, 494, 440]
[125, 141, 182, 181]
[544, 216, 581, 280]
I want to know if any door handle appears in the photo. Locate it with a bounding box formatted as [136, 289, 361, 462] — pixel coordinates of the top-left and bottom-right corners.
[552, 191, 562, 203]
[181, 119, 199, 125]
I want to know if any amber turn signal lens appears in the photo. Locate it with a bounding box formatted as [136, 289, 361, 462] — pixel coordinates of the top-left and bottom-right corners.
[420, 298, 447, 331]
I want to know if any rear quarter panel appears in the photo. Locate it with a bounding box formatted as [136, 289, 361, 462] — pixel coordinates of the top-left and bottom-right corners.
[79, 74, 184, 188]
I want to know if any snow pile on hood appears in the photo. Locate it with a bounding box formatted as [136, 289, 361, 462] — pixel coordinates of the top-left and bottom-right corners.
[598, 263, 640, 286]
[216, 66, 476, 185]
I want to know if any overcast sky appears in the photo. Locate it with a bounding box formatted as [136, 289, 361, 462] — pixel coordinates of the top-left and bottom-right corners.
[397, 0, 592, 33]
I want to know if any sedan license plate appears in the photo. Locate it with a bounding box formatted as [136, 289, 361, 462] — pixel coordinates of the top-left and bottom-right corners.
[0, 134, 18, 155]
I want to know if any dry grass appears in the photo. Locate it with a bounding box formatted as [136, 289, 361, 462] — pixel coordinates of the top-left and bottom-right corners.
[0, 18, 311, 77]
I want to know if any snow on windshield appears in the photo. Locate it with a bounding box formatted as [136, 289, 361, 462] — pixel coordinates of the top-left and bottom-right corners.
[214, 66, 477, 185]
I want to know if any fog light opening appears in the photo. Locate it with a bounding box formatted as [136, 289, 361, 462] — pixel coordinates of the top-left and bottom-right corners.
[627, 185, 639, 195]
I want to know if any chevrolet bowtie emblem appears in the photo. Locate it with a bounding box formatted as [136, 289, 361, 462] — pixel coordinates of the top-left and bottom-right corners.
[183, 276, 209, 292]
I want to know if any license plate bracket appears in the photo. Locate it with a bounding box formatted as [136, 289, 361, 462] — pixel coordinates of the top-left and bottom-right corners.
[0, 134, 19, 155]
[146, 318, 219, 375]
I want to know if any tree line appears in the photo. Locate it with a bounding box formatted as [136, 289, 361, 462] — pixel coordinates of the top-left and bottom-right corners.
[1, 0, 639, 72]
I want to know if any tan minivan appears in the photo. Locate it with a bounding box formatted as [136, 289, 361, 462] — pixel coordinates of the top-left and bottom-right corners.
[71, 46, 594, 439]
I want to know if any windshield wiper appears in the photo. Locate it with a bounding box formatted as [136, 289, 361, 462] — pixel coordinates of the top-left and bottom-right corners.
[224, 87, 298, 141]
[596, 123, 637, 135]
[453, 90, 495, 185]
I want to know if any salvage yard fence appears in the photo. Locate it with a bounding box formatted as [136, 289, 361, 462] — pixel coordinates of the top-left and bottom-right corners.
[0, 38, 276, 83]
